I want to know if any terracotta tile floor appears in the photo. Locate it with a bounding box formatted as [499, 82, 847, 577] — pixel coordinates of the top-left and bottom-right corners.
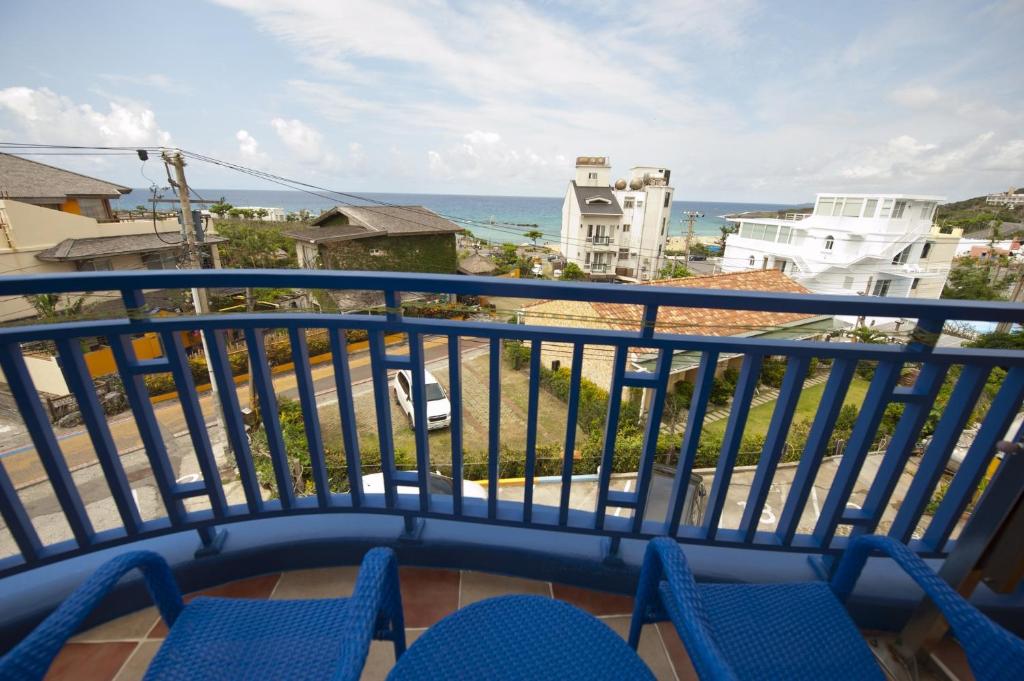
[43, 567, 972, 681]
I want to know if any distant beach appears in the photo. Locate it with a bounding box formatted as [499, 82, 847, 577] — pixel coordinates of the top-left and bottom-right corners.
[115, 189, 793, 245]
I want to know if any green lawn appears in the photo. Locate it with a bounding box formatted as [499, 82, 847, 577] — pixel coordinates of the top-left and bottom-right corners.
[320, 352, 578, 465]
[703, 376, 871, 440]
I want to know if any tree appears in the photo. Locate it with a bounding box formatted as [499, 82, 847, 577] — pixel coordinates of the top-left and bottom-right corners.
[493, 243, 520, 274]
[560, 262, 585, 280]
[942, 257, 1005, 301]
[28, 293, 84, 321]
[967, 329, 1024, 350]
[523, 229, 544, 246]
[658, 262, 692, 279]
[851, 326, 887, 344]
[718, 223, 737, 251]
[210, 201, 233, 218]
[253, 208, 269, 221]
[662, 380, 694, 443]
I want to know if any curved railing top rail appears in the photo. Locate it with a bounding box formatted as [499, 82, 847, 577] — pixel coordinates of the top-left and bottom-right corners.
[1, 269, 1022, 323]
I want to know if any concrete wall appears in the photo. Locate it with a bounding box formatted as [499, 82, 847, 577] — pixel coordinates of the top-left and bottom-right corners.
[18, 355, 70, 396]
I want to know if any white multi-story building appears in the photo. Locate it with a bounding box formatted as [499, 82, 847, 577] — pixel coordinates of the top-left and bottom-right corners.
[985, 188, 1024, 208]
[722, 193, 962, 326]
[560, 157, 673, 281]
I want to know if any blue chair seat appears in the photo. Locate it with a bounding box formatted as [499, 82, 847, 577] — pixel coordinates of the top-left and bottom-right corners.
[697, 583, 883, 681]
[0, 548, 406, 681]
[144, 597, 357, 680]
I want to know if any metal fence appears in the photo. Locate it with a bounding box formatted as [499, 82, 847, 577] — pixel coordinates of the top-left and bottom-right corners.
[0, 269, 1022, 578]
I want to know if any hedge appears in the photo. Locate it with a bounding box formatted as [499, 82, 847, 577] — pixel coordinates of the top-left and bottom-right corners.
[143, 328, 372, 396]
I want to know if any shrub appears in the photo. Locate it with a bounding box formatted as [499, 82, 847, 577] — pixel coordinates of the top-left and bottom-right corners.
[708, 377, 732, 406]
[759, 357, 787, 388]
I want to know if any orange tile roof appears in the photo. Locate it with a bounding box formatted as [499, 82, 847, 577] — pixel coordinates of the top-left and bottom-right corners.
[589, 270, 821, 336]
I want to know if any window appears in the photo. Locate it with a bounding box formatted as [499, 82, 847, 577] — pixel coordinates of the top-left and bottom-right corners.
[657, 245, 662, 256]
[880, 199, 894, 218]
[777, 260, 787, 273]
[824, 235, 835, 250]
[778, 225, 791, 243]
[748, 255, 755, 267]
[872, 279, 892, 297]
[397, 372, 409, 396]
[864, 199, 878, 217]
[661, 218, 666, 234]
[636, 200, 644, 208]
[763, 225, 778, 241]
[587, 224, 593, 237]
[77, 258, 112, 271]
[841, 198, 864, 217]
[816, 198, 835, 215]
[892, 246, 910, 265]
[76, 198, 110, 220]
[618, 248, 630, 259]
[832, 199, 844, 216]
[142, 251, 178, 270]
[622, 223, 631, 232]
[843, 276, 854, 289]
[919, 202, 933, 219]
[587, 172, 598, 180]
[585, 252, 591, 264]
[623, 197, 635, 209]
[664, 192, 671, 208]
[921, 241, 933, 259]
[749, 223, 767, 240]
[892, 200, 908, 219]
[911, 278, 920, 290]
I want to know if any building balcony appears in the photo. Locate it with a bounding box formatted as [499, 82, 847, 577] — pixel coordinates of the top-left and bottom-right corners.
[0, 270, 1022, 679]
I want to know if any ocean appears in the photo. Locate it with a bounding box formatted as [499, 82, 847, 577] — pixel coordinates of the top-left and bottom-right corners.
[114, 189, 795, 245]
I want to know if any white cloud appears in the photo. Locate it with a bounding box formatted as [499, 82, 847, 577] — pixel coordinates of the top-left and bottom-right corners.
[427, 130, 566, 183]
[840, 132, 998, 181]
[235, 129, 269, 166]
[270, 117, 337, 169]
[982, 139, 1024, 171]
[889, 85, 941, 109]
[0, 86, 171, 146]
[99, 73, 191, 94]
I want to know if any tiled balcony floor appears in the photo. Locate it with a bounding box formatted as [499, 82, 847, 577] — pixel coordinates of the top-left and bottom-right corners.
[47, 567, 972, 681]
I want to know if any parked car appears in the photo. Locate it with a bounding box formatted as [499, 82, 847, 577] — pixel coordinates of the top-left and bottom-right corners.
[392, 369, 451, 430]
[531, 263, 543, 276]
[553, 269, 562, 278]
[362, 472, 487, 499]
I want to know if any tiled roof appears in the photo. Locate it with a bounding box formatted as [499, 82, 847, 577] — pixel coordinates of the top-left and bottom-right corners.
[36, 233, 226, 261]
[288, 205, 463, 243]
[524, 270, 823, 337]
[572, 182, 622, 216]
[0, 153, 130, 200]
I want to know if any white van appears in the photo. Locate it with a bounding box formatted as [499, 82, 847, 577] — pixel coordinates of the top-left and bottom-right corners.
[392, 369, 452, 430]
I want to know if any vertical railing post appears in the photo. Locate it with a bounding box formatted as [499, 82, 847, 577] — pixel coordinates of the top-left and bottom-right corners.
[522, 341, 542, 523]
[290, 327, 331, 508]
[330, 329, 364, 508]
[488, 338, 502, 519]
[447, 335, 464, 515]
[666, 351, 718, 536]
[558, 344, 585, 526]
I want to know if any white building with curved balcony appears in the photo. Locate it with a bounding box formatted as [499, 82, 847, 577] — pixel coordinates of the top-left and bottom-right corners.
[560, 156, 673, 281]
[722, 193, 962, 326]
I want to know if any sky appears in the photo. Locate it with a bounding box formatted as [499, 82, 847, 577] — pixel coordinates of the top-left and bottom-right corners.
[1, 0, 1022, 202]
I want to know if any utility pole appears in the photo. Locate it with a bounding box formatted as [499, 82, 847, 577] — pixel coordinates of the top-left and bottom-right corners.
[855, 276, 874, 331]
[680, 211, 702, 263]
[160, 150, 224, 427]
[995, 261, 1024, 334]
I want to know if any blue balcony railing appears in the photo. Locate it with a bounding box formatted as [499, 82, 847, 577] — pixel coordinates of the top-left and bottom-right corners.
[0, 270, 1022, 636]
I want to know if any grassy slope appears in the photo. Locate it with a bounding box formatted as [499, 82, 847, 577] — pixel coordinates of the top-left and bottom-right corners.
[703, 376, 871, 440]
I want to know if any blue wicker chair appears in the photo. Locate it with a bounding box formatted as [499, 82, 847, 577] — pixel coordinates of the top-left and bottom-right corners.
[629, 535, 1024, 681]
[0, 547, 406, 681]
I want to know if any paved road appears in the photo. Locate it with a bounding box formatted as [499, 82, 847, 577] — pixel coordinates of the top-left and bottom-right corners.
[0, 336, 491, 552]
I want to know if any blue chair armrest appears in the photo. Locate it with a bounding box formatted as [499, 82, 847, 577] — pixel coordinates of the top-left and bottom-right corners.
[331, 547, 406, 681]
[0, 551, 183, 681]
[831, 535, 1024, 680]
[628, 538, 737, 681]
